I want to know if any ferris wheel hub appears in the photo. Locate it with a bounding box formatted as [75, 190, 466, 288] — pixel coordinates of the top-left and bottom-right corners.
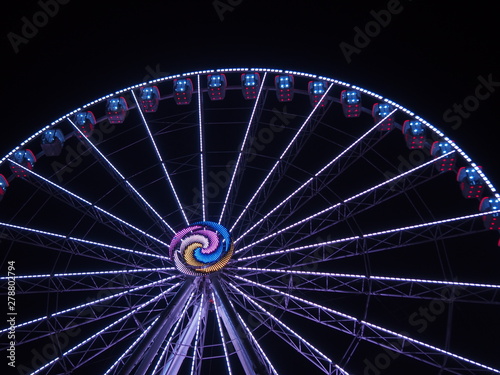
[169, 221, 233, 276]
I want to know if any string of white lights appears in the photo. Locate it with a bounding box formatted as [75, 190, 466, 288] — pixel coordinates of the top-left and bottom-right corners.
[219, 72, 268, 225]
[229, 83, 334, 233]
[131, 89, 190, 226]
[232, 275, 500, 374]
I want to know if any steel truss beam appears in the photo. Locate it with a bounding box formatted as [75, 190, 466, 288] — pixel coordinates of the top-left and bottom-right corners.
[230, 276, 499, 374]
[120, 280, 197, 375]
[213, 277, 272, 375]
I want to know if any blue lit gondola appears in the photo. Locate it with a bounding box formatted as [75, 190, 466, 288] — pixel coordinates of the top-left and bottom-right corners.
[430, 141, 456, 172]
[308, 81, 328, 107]
[457, 166, 485, 199]
[75, 111, 96, 137]
[372, 103, 394, 131]
[402, 120, 426, 149]
[207, 74, 227, 101]
[139, 86, 160, 112]
[275, 75, 294, 102]
[10, 149, 36, 177]
[241, 73, 260, 100]
[0, 174, 8, 201]
[40, 129, 65, 156]
[340, 90, 361, 118]
[479, 197, 500, 230]
[173, 78, 193, 105]
[106, 98, 128, 124]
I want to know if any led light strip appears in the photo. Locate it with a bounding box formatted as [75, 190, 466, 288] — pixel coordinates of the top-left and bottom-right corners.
[0, 221, 170, 260]
[236, 148, 453, 253]
[2, 67, 497, 206]
[229, 282, 349, 375]
[190, 297, 205, 375]
[236, 267, 500, 289]
[131, 89, 190, 226]
[236, 209, 500, 262]
[219, 72, 268, 225]
[68, 118, 175, 233]
[197, 74, 207, 221]
[234, 108, 398, 245]
[150, 291, 197, 375]
[230, 83, 335, 233]
[233, 309, 279, 375]
[103, 316, 161, 375]
[8, 159, 170, 248]
[0, 267, 174, 281]
[212, 292, 233, 375]
[30, 282, 181, 375]
[0, 276, 178, 334]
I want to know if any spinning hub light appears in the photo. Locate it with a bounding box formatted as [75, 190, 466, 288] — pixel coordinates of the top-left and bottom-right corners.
[169, 221, 233, 276]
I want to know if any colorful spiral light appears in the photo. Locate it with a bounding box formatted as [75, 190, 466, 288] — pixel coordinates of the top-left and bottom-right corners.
[169, 221, 233, 276]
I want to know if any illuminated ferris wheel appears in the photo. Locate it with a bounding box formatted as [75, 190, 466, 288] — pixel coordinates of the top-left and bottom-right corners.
[1, 67, 500, 374]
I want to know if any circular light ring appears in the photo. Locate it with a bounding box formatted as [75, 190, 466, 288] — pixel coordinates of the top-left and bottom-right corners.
[169, 221, 233, 275]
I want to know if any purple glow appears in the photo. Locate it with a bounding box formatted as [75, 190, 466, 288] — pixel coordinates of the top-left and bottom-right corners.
[68, 117, 175, 233]
[236, 149, 454, 254]
[234, 108, 399, 245]
[236, 209, 500, 263]
[131, 90, 190, 226]
[219, 72, 268, 224]
[230, 83, 334, 233]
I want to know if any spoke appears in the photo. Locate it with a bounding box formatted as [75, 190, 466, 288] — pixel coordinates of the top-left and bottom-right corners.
[234, 108, 399, 244]
[235, 267, 500, 304]
[235, 148, 452, 255]
[197, 74, 207, 221]
[229, 83, 335, 233]
[9, 158, 170, 250]
[29, 282, 181, 375]
[0, 276, 178, 336]
[190, 296, 205, 375]
[68, 118, 175, 233]
[232, 275, 500, 374]
[228, 282, 349, 375]
[0, 267, 174, 281]
[104, 316, 161, 375]
[131, 89, 190, 226]
[149, 291, 197, 375]
[236, 209, 500, 264]
[0, 267, 176, 297]
[233, 310, 279, 375]
[212, 278, 271, 375]
[0, 221, 169, 261]
[218, 72, 268, 224]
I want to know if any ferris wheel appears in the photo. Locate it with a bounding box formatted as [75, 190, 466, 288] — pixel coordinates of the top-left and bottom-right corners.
[1, 67, 500, 375]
